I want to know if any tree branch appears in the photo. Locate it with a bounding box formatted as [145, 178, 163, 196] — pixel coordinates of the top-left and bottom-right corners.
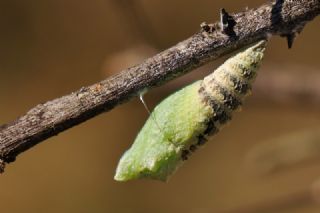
[0, 0, 319, 173]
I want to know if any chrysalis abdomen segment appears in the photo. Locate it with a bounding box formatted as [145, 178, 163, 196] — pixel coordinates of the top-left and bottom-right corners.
[199, 40, 266, 132]
[114, 41, 267, 182]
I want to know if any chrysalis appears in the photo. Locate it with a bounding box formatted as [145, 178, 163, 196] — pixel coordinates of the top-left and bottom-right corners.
[115, 40, 267, 182]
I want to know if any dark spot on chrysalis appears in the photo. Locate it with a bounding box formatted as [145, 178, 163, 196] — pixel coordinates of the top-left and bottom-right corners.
[234, 82, 250, 95]
[213, 110, 231, 125]
[197, 135, 207, 146]
[204, 120, 218, 136]
[207, 79, 241, 110]
[203, 84, 237, 112]
[198, 85, 215, 107]
[223, 93, 242, 110]
[229, 75, 251, 95]
[181, 150, 190, 161]
[189, 145, 197, 152]
[198, 85, 205, 94]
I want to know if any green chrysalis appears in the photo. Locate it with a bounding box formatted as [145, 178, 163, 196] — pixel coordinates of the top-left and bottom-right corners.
[115, 40, 267, 182]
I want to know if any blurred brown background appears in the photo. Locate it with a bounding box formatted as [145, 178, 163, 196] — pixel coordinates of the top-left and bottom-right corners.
[1, 0, 320, 212]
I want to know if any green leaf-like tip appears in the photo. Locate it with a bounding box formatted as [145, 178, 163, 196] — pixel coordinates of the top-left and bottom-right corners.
[115, 40, 267, 182]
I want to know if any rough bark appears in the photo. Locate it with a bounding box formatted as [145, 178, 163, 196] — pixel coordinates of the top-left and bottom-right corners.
[0, 0, 319, 173]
